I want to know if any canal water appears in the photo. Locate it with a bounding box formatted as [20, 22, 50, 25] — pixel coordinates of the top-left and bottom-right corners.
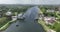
[3, 6, 46, 32]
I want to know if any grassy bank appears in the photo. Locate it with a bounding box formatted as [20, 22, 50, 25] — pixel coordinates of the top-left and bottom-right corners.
[0, 17, 8, 28]
[0, 19, 16, 31]
[38, 20, 50, 32]
[0, 22, 10, 31]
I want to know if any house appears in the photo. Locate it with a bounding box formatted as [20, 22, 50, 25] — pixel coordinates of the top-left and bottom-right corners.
[5, 11, 12, 20]
[46, 9, 55, 12]
[17, 13, 25, 20]
[47, 29, 56, 32]
[6, 11, 12, 16]
[17, 13, 23, 19]
[44, 17, 55, 25]
[12, 16, 17, 21]
[39, 13, 44, 20]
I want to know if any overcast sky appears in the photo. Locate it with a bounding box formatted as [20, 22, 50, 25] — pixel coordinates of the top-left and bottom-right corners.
[0, 0, 60, 5]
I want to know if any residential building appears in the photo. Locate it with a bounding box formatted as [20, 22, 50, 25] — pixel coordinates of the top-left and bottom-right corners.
[44, 17, 55, 25]
[12, 16, 17, 21]
[5, 11, 12, 20]
[46, 9, 55, 12]
[47, 29, 56, 32]
[6, 11, 12, 16]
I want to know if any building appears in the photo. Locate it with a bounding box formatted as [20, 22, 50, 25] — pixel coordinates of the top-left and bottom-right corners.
[6, 11, 12, 16]
[5, 11, 12, 20]
[12, 16, 17, 21]
[47, 29, 56, 32]
[17, 13, 25, 20]
[39, 13, 44, 20]
[46, 9, 55, 12]
[44, 17, 55, 25]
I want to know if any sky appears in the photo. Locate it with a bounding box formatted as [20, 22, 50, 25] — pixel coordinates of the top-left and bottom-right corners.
[0, 0, 60, 5]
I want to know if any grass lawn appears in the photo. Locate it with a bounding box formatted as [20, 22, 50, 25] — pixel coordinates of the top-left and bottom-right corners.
[38, 19, 60, 32]
[0, 17, 12, 31]
[0, 17, 8, 28]
[38, 20, 50, 32]
[0, 18, 17, 31]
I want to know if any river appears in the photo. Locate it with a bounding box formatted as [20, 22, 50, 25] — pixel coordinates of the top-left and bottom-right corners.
[3, 6, 46, 32]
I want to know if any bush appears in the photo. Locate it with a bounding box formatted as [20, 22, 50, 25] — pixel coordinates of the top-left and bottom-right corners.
[0, 17, 9, 28]
[54, 23, 60, 32]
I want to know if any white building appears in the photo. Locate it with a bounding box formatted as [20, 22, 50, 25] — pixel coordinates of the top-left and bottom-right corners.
[12, 16, 17, 21]
[5, 11, 12, 20]
[6, 11, 12, 16]
[17, 13, 25, 20]
[39, 13, 44, 20]
[46, 9, 55, 12]
[47, 29, 56, 32]
[44, 17, 55, 25]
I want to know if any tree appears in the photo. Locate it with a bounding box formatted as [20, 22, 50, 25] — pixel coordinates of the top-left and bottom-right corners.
[40, 7, 46, 13]
[54, 23, 60, 32]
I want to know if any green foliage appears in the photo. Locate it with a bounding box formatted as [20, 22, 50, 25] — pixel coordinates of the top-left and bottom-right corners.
[40, 7, 55, 17]
[0, 17, 9, 28]
[55, 11, 60, 19]
[54, 23, 60, 32]
[40, 7, 46, 13]
[0, 6, 31, 14]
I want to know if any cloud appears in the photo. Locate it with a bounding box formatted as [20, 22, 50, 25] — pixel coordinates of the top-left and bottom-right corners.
[0, 0, 60, 5]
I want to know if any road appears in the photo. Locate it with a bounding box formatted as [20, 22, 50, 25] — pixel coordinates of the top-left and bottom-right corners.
[3, 6, 46, 32]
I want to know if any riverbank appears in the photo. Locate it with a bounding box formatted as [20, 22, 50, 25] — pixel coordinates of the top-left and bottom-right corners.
[38, 20, 50, 32]
[38, 19, 56, 32]
[0, 19, 17, 31]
